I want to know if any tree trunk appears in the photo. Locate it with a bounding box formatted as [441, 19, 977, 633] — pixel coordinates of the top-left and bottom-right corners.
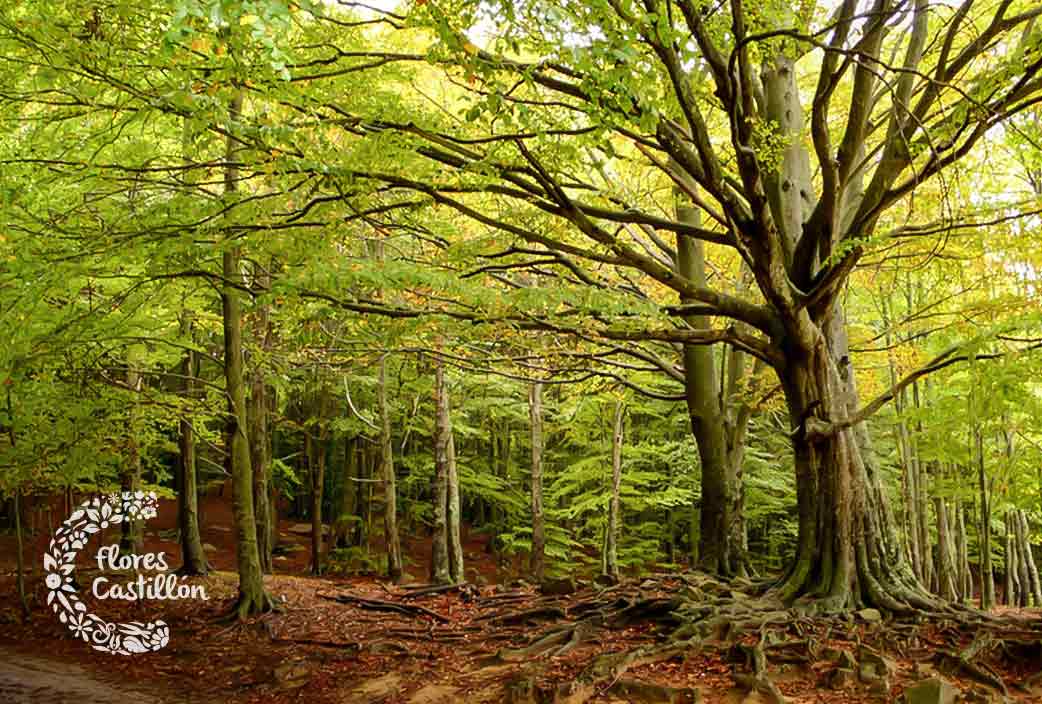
[529, 381, 545, 582]
[976, 424, 995, 608]
[1013, 507, 1032, 607]
[14, 486, 29, 621]
[447, 430, 464, 583]
[221, 91, 272, 618]
[674, 195, 735, 577]
[1018, 510, 1042, 606]
[773, 304, 933, 611]
[7, 385, 29, 621]
[332, 435, 358, 549]
[431, 359, 451, 584]
[602, 399, 624, 580]
[379, 354, 403, 581]
[248, 261, 274, 574]
[911, 381, 934, 590]
[177, 313, 208, 575]
[308, 433, 327, 575]
[1005, 512, 1018, 606]
[120, 360, 145, 555]
[955, 504, 972, 602]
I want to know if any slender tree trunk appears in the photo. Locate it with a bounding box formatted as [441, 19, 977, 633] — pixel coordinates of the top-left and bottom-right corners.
[1014, 507, 1032, 607]
[976, 424, 995, 608]
[248, 263, 273, 574]
[14, 486, 29, 621]
[447, 430, 464, 583]
[120, 361, 145, 555]
[1005, 512, 1017, 606]
[8, 386, 28, 620]
[955, 505, 971, 602]
[379, 354, 403, 581]
[911, 382, 934, 591]
[308, 433, 327, 575]
[602, 400, 624, 580]
[178, 313, 208, 575]
[222, 91, 271, 618]
[1018, 510, 1042, 605]
[332, 435, 358, 549]
[529, 381, 545, 582]
[934, 496, 958, 601]
[431, 360, 451, 584]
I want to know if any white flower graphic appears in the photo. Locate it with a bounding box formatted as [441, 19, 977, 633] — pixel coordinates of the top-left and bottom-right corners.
[44, 491, 171, 656]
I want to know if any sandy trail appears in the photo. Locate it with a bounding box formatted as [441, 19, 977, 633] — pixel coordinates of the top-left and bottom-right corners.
[0, 648, 192, 704]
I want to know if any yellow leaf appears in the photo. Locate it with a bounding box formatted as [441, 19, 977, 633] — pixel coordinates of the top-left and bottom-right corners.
[239, 14, 258, 26]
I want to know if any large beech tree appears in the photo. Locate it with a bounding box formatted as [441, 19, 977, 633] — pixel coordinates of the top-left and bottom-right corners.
[316, 0, 1042, 609]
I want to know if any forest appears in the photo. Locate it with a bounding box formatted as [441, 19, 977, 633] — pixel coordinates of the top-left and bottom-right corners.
[2, 0, 1042, 702]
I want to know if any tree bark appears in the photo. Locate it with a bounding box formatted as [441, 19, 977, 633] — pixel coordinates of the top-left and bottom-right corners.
[1018, 510, 1042, 606]
[772, 305, 934, 612]
[1014, 507, 1032, 607]
[1005, 512, 1018, 606]
[379, 354, 403, 581]
[977, 424, 995, 608]
[911, 381, 934, 591]
[955, 504, 971, 602]
[447, 429, 464, 583]
[934, 496, 957, 602]
[431, 359, 451, 584]
[248, 261, 274, 574]
[602, 399, 624, 580]
[674, 195, 736, 577]
[529, 381, 545, 582]
[308, 432, 327, 575]
[8, 387, 29, 621]
[177, 313, 208, 576]
[120, 358, 145, 555]
[221, 91, 272, 618]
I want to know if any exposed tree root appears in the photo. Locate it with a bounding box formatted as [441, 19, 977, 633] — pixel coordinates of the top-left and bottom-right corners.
[315, 570, 1042, 701]
[319, 590, 450, 622]
[219, 589, 280, 622]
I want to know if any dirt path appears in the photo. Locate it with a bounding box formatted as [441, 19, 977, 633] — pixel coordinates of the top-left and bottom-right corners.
[0, 648, 184, 704]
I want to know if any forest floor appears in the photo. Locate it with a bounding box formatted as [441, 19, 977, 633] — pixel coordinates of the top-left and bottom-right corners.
[2, 494, 1042, 703]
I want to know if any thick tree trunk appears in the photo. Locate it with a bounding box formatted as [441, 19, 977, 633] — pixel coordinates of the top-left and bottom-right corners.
[379, 354, 403, 582]
[774, 307, 932, 611]
[602, 400, 624, 580]
[221, 92, 272, 618]
[529, 381, 545, 582]
[431, 360, 451, 584]
[177, 314, 208, 575]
